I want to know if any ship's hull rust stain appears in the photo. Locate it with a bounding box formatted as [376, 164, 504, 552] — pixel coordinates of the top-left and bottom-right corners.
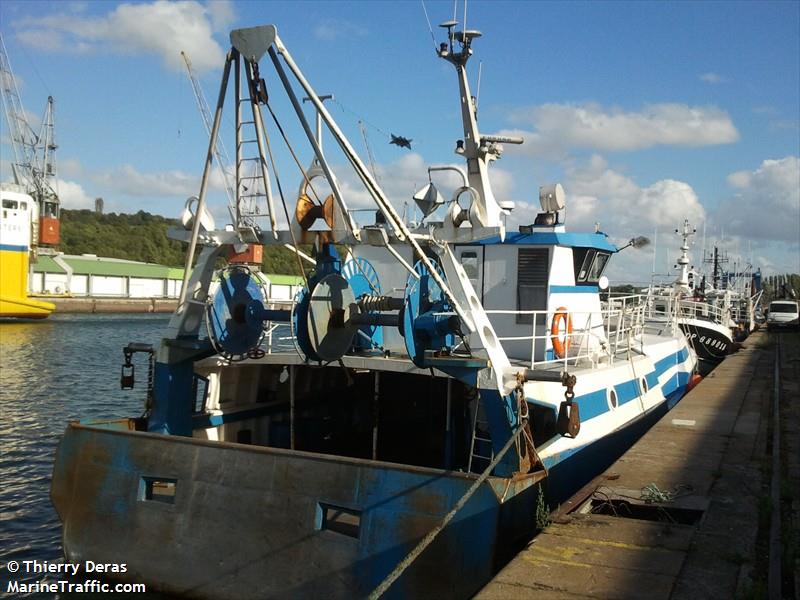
[51, 424, 539, 600]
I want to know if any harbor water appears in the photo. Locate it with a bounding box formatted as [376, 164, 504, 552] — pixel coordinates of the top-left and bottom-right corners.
[0, 314, 171, 596]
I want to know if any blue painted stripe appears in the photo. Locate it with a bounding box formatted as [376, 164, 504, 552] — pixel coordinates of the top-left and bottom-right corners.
[0, 244, 28, 252]
[573, 346, 690, 420]
[615, 379, 642, 406]
[473, 231, 618, 252]
[550, 285, 599, 294]
[540, 347, 693, 469]
[536, 346, 691, 425]
[574, 389, 608, 420]
[654, 347, 690, 374]
[646, 371, 659, 390]
[662, 371, 690, 398]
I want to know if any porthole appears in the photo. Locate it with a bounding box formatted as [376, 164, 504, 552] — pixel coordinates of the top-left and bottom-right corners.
[607, 389, 618, 409]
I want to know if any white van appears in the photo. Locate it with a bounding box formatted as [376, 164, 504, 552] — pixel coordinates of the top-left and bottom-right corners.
[766, 300, 800, 330]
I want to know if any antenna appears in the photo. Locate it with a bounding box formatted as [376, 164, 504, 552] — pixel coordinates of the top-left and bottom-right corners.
[475, 60, 482, 112]
[420, 1, 439, 53]
[652, 228, 658, 274]
[702, 221, 706, 261]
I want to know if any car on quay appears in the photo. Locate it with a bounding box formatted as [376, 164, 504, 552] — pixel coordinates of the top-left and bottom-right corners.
[766, 300, 800, 331]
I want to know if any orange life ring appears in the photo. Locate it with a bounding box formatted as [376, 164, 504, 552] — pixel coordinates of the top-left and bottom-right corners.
[551, 307, 573, 358]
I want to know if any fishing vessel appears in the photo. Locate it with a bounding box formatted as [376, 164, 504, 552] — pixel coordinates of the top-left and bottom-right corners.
[0, 184, 55, 318]
[51, 23, 696, 599]
[646, 220, 734, 374]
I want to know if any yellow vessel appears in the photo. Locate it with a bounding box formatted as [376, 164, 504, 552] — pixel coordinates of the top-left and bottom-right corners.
[1, 185, 55, 319]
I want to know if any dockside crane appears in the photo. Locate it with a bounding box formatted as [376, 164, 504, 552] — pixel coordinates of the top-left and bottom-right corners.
[0, 33, 61, 248]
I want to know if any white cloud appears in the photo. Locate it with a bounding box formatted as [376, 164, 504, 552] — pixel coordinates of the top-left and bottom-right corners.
[506, 155, 707, 283]
[328, 151, 707, 283]
[58, 158, 85, 179]
[326, 153, 518, 226]
[718, 156, 800, 243]
[313, 19, 368, 42]
[328, 153, 430, 216]
[498, 103, 739, 154]
[206, 0, 235, 32]
[560, 155, 706, 237]
[14, 1, 226, 73]
[699, 72, 728, 84]
[56, 178, 95, 209]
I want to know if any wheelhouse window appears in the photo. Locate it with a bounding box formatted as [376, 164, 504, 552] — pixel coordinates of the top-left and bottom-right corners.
[574, 249, 611, 284]
[588, 252, 610, 281]
[460, 251, 479, 286]
[2, 199, 18, 209]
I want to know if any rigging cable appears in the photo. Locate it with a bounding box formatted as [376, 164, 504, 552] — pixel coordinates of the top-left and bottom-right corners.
[264, 100, 324, 208]
[332, 98, 391, 141]
[358, 120, 381, 183]
[260, 98, 311, 290]
[420, 0, 439, 53]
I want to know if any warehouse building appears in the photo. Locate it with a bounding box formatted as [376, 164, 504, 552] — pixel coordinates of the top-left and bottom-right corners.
[31, 254, 303, 302]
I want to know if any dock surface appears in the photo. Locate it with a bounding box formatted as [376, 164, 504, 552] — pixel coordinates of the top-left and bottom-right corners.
[478, 330, 799, 599]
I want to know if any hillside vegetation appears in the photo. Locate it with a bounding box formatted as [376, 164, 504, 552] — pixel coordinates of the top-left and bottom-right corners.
[59, 209, 303, 274]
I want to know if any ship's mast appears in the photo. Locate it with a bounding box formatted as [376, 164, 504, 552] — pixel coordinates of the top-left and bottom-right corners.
[674, 219, 695, 292]
[703, 245, 729, 291]
[436, 22, 521, 229]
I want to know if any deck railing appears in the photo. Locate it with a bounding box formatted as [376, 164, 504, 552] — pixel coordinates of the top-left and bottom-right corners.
[257, 296, 658, 371]
[485, 295, 647, 370]
[643, 293, 731, 325]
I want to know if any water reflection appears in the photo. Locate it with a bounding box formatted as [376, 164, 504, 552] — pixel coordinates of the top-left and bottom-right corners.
[0, 315, 170, 597]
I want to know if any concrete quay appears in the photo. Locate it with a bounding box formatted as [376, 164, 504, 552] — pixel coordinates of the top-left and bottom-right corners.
[35, 297, 294, 314]
[478, 330, 798, 599]
[45, 296, 178, 313]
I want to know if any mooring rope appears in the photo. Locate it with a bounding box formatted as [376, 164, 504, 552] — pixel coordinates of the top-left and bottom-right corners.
[367, 421, 526, 600]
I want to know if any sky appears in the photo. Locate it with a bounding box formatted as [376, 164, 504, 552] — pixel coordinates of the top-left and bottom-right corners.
[1, 0, 798, 285]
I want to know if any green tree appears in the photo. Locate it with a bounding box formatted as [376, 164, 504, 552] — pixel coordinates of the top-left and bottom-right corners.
[59, 209, 307, 274]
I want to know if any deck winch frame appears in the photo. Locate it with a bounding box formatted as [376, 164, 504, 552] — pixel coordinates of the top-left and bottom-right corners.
[165, 22, 533, 399]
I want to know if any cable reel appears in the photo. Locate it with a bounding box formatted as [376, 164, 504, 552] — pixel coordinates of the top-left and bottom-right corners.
[288, 245, 465, 367]
[342, 257, 383, 350]
[292, 245, 406, 362]
[291, 244, 343, 361]
[401, 258, 462, 368]
[207, 266, 274, 358]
